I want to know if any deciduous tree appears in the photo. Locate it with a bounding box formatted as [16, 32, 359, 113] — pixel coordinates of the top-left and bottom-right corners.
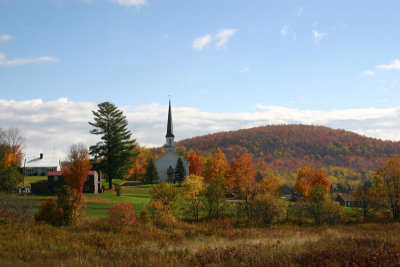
[203, 175, 227, 219]
[128, 145, 153, 181]
[183, 175, 206, 221]
[375, 157, 400, 220]
[89, 102, 138, 189]
[227, 152, 256, 192]
[186, 150, 203, 176]
[62, 144, 92, 193]
[204, 148, 229, 182]
[295, 166, 330, 197]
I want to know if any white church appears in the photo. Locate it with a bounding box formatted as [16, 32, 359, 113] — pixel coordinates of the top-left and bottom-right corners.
[155, 101, 189, 182]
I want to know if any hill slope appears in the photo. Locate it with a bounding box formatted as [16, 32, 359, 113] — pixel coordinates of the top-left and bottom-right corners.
[177, 124, 400, 171]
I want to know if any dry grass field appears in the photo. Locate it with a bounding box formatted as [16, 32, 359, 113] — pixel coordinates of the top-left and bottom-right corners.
[1, 210, 400, 267]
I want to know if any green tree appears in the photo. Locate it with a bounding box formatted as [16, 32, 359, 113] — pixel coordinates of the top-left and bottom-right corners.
[353, 180, 372, 222]
[144, 158, 159, 183]
[306, 184, 329, 225]
[203, 175, 227, 219]
[174, 157, 186, 184]
[89, 102, 137, 189]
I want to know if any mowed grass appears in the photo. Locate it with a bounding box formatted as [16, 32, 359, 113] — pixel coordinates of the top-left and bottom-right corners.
[85, 184, 152, 217]
[2, 180, 152, 218]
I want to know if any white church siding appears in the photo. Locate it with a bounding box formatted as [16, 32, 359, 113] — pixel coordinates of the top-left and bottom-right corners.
[155, 152, 189, 182]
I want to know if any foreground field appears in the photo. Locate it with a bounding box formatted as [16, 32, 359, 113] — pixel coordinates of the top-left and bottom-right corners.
[0, 218, 399, 266]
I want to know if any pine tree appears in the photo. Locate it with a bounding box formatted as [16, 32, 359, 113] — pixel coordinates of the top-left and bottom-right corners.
[144, 158, 159, 183]
[174, 157, 186, 184]
[89, 102, 138, 189]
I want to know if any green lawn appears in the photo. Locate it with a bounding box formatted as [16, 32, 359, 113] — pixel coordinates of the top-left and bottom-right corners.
[1, 182, 152, 218]
[85, 184, 151, 217]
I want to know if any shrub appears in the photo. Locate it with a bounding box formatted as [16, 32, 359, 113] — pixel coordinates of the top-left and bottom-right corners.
[150, 182, 179, 210]
[34, 200, 63, 226]
[115, 184, 121, 196]
[149, 200, 176, 229]
[108, 202, 136, 229]
[138, 206, 151, 224]
[322, 201, 346, 225]
[250, 192, 288, 226]
[34, 185, 86, 226]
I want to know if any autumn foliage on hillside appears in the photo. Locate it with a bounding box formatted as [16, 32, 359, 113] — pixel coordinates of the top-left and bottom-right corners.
[177, 124, 400, 171]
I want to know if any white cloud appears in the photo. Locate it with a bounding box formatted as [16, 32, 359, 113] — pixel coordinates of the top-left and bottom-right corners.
[312, 30, 327, 42]
[163, 34, 169, 39]
[297, 7, 304, 17]
[112, 0, 146, 7]
[2, 99, 400, 159]
[192, 34, 212, 50]
[376, 59, 400, 70]
[362, 70, 375, 76]
[0, 34, 12, 43]
[280, 25, 289, 36]
[215, 28, 238, 49]
[240, 67, 250, 73]
[0, 53, 59, 66]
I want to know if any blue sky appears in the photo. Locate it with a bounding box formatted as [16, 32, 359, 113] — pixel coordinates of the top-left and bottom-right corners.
[1, 0, 399, 111]
[1, 0, 400, 156]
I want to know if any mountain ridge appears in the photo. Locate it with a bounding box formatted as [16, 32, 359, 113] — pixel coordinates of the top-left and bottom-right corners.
[176, 124, 400, 171]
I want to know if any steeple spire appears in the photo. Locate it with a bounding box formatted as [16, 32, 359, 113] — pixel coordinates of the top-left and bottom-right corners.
[164, 100, 176, 153]
[166, 100, 174, 138]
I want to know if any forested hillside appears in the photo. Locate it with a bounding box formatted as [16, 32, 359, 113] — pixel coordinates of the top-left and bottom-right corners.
[177, 124, 400, 171]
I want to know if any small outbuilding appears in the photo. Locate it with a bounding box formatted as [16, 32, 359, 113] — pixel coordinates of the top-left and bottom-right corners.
[336, 193, 357, 207]
[47, 170, 100, 194]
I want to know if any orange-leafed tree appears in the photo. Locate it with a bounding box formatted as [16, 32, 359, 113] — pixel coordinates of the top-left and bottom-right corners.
[63, 144, 92, 193]
[295, 166, 330, 197]
[0, 128, 24, 169]
[186, 150, 203, 176]
[204, 148, 229, 182]
[128, 145, 153, 181]
[255, 159, 280, 194]
[227, 152, 256, 191]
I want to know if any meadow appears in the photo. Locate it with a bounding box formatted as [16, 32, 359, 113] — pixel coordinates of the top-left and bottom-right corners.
[1, 181, 400, 266]
[0, 214, 399, 266]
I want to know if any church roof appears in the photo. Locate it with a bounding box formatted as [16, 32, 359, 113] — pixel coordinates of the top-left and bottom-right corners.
[166, 100, 175, 138]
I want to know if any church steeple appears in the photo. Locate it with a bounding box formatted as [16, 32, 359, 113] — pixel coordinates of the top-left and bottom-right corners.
[165, 100, 176, 153]
[166, 100, 174, 138]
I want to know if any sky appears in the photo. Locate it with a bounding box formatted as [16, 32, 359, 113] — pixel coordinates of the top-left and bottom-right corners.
[0, 0, 400, 158]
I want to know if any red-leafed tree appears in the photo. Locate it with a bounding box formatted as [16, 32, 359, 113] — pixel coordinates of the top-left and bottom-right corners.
[186, 150, 203, 176]
[63, 144, 92, 193]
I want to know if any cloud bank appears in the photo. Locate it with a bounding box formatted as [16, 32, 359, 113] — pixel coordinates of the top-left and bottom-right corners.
[1, 98, 400, 159]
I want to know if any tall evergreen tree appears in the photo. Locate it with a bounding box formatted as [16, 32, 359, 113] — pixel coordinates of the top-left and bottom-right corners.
[174, 158, 186, 184]
[144, 158, 159, 183]
[89, 102, 137, 189]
